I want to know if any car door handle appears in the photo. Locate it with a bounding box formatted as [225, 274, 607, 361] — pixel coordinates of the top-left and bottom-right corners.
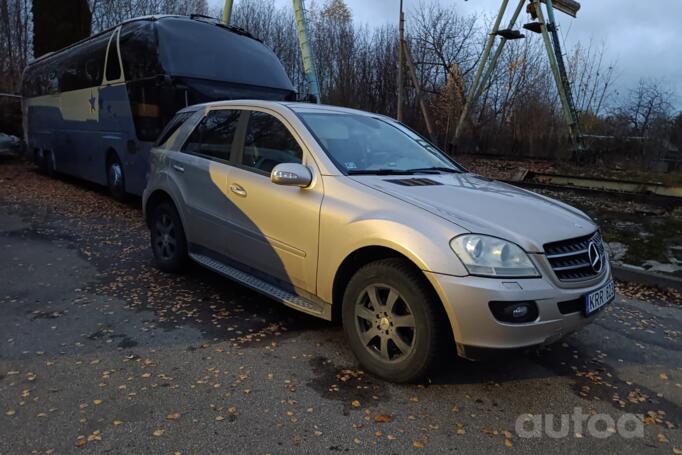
[230, 183, 247, 197]
[173, 164, 184, 173]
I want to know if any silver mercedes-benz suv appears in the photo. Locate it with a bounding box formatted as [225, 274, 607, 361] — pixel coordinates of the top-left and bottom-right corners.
[143, 100, 613, 383]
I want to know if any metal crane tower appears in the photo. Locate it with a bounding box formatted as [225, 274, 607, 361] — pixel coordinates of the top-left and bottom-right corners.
[454, 0, 583, 152]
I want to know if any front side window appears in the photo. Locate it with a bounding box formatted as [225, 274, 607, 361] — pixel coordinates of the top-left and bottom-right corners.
[240, 111, 302, 174]
[182, 109, 240, 161]
[298, 112, 462, 175]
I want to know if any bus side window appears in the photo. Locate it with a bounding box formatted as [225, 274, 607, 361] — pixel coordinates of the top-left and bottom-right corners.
[106, 32, 121, 81]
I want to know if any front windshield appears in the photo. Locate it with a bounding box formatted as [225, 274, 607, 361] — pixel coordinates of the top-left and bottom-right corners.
[298, 112, 463, 174]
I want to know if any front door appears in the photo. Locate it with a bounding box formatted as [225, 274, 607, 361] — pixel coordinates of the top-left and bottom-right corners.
[225, 109, 323, 294]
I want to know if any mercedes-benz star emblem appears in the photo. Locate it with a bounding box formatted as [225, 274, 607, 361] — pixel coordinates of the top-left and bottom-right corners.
[587, 242, 603, 273]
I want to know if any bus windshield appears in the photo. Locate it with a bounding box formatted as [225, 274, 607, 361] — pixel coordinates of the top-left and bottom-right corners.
[156, 18, 294, 91]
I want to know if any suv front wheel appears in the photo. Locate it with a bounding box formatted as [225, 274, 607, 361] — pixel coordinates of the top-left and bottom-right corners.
[342, 258, 445, 383]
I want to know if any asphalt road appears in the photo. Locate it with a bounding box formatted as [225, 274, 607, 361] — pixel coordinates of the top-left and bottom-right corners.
[1, 157, 680, 454]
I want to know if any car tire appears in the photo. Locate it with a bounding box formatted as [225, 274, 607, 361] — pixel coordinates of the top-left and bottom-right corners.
[342, 258, 446, 383]
[44, 151, 57, 179]
[150, 201, 188, 273]
[106, 155, 126, 201]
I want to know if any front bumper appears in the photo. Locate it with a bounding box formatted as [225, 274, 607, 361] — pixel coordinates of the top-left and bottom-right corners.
[425, 263, 612, 358]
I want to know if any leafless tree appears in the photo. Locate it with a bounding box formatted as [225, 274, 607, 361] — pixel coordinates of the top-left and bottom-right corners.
[0, 0, 31, 93]
[616, 78, 674, 137]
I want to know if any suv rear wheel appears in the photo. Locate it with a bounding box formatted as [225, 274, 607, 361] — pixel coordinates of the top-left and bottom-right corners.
[342, 258, 445, 383]
[150, 201, 188, 273]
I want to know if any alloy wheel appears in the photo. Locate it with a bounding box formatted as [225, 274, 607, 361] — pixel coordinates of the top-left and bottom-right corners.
[154, 212, 177, 261]
[354, 284, 416, 362]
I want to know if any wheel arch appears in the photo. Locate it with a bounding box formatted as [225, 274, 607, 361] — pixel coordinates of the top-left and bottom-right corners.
[105, 147, 120, 165]
[331, 246, 454, 341]
[144, 189, 178, 228]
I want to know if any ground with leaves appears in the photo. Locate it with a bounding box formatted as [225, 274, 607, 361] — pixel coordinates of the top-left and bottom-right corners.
[0, 158, 680, 454]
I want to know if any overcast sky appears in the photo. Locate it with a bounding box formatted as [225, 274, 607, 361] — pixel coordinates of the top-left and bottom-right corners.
[211, 0, 682, 109]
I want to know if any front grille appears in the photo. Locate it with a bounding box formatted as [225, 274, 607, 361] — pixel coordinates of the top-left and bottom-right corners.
[544, 231, 605, 282]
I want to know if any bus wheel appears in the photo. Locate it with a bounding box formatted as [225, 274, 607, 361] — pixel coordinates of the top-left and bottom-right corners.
[44, 151, 57, 178]
[107, 155, 126, 201]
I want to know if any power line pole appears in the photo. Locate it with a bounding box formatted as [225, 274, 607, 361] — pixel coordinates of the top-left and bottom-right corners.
[293, 0, 322, 104]
[397, 0, 404, 122]
[222, 0, 234, 24]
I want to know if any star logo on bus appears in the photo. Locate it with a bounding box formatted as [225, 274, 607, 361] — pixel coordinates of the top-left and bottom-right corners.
[88, 92, 96, 112]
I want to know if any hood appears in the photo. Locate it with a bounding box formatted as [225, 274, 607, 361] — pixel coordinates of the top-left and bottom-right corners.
[351, 173, 596, 253]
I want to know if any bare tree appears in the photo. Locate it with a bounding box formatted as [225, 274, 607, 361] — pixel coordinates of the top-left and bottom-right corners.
[616, 78, 674, 137]
[0, 0, 31, 93]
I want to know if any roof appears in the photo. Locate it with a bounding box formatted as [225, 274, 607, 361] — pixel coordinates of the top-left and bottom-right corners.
[181, 99, 383, 118]
[27, 15, 258, 66]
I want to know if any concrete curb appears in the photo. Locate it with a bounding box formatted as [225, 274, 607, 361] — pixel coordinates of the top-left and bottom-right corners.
[612, 265, 682, 292]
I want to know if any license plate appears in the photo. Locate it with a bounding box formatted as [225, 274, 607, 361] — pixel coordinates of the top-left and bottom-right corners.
[584, 280, 615, 316]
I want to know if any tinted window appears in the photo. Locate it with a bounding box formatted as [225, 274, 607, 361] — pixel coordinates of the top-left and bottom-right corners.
[156, 110, 195, 147]
[241, 111, 302, 174]
[57, 33, 108, 92]
[156, 18, 294, 91]
[120, 22, 163, 81]
[182, 109, 241, 161]
[23, 32, 109, 97]
[105, 31, 121, 81]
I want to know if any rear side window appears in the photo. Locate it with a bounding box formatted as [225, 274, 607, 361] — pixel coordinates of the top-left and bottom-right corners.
[182, 109, 241, 161]
[155, 111, 195, 148]
[240, 111, 302, 174]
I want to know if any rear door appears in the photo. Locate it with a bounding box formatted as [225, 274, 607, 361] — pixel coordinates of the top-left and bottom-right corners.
[170, 108, 241, 256]
[224, 109, 323, 293]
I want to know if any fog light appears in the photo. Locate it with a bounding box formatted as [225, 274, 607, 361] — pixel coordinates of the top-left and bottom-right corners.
[512, 305, 529, 319]
[489, 301, 539, 324]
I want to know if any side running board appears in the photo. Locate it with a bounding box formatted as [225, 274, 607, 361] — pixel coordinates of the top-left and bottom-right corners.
[190, 253, 325, 318]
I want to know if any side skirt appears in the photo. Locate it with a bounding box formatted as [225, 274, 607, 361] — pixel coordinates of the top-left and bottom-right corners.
[189, 252, 330, 320]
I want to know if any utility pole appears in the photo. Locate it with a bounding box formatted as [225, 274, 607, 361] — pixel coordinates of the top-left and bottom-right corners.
[222, 0, 322, 104]
[293, 0, 322, 104]
[396, 0, 405, 122]
[403, 43, 437, 143]
[223, 0, 234, 24]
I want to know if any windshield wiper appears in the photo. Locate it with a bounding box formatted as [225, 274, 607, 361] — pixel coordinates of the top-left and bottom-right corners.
[347, 169, 418, 175]
[405, 167, 461, 174]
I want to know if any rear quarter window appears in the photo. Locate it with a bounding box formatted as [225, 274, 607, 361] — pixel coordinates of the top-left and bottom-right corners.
[155, 111, 195, 148]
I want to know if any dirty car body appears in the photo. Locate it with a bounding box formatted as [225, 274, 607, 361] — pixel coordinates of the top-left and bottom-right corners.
[143, 100, 614, 382]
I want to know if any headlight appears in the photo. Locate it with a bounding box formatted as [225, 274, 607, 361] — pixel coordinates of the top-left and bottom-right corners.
[450, 235, 540, 278]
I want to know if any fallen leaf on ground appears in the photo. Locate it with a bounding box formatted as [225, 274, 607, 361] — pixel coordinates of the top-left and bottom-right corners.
[374, 414, 393, 423]
[153, 429, 165, 437]
[166, 412, 181, 421]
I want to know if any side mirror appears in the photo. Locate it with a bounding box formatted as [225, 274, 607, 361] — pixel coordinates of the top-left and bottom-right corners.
[271, 163, 312, 187]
